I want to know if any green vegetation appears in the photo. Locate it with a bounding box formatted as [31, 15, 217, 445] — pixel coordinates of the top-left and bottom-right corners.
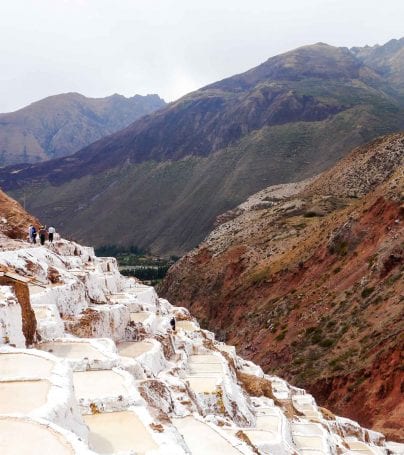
[361, 287, 375, 299]
[275, 329, 287, 341]
[385, 272, 401, 286]
[95, 244, 146, 257]
[319, 338, 335, 348]
[121, 266, 170, 284]
[95, 245, 178, 285]
[6, 41, 404, 256]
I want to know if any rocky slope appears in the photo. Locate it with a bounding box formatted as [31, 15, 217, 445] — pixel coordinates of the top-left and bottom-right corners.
[351, 37, 404, 96]
[0, 229, 402, 454]
[0, 92, 165, 166]
[1, 39, 404, 255]
[160, 133, 404, 441]
[0, 189, 38, 240]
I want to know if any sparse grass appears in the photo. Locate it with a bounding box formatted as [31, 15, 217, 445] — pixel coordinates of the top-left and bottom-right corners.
[385, 272, 401, 286]
[249, 266, 270, 285]
[275, 329, 287, 341]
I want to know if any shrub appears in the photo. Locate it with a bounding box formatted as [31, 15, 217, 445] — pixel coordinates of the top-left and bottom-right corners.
[361, 287, 374, 298]
[275, 329, 287, 341]
[319, 338, 335, 348]
[312, 332, 323, 344]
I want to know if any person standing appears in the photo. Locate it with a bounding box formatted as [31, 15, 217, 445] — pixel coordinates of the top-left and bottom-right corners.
[170, 317, 176, 332]
[32, 226, 37, 244]
[48, 226, 56, 243]
[28, 225, 34, 243]
[39, 226, 47, 246]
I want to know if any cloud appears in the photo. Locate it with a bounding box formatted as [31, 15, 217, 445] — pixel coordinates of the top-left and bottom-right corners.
[0, 0, 403, 111]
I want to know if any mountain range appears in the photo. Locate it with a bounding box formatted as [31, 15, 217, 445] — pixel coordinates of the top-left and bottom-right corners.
[1, 38, 403, 255]
[160, 132, 404, 440]
[0, 92, 165, 166]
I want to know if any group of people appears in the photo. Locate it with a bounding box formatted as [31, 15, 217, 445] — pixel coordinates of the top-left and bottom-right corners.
[28, 224, 56, 246]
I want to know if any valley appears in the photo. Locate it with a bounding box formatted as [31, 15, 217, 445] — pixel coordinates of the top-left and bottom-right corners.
[1, 39, 404, 255]
[0, 182, 402, 454]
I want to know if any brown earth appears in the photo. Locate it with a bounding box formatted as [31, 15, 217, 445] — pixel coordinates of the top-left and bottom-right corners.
[0, 189, 39, 240]
[160, 133, 404, 441]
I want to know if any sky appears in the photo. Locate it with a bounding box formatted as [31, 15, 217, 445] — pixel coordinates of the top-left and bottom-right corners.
[0, 0, 403, 112]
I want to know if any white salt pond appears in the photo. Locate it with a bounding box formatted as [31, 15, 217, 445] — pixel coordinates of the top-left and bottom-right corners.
[0, 380, 50, 413]
[188, 354, 222, 364]
[185, 354, 224, 392]
[292, 434, 324, 451]
[256, 414, 280, 432]
[28, 284, 47, 295]
[84, 411, 158, 454]
[176, 320, 198, 332]
[38, 341, 107, 361]
[347, 440, 384, 454]
[73, 370, 127, 401]
[117, 341, 153, 358]
[130, 312, 151, 323]
[186, 377, 220, 393]
[0, 417, 74, 455]
[173, 416, 243, 454]
[33, 306, 49, 319]
[188, 363, 223, 374]
[0, 352, 53, 380]
[241, 429, 278, 447]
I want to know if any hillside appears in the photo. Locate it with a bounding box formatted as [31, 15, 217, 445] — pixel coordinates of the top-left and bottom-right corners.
[351, 37, 404, 96]
[0, 92, 165, 166]
[160, 133, 404, 440]
[1, 39, 404, 255]
[0, 189, 38, 240]
[0, 215, 402, 453]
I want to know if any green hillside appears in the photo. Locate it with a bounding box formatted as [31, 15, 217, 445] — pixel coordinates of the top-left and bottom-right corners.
[2, 40, 404, 255]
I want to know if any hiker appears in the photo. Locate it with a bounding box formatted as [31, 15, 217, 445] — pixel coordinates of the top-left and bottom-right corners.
[48, 226, 56, 243]
[28, 225, 34, 243]
[39, 226, 47, 246]
[170, 316, 176, 332]
[31, 225, 37, 244]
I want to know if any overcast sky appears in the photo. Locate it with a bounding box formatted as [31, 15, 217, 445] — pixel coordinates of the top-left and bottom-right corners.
[0, 0, 403, 112]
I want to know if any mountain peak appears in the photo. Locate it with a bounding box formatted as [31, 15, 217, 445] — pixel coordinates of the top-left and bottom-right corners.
[0, 92, 166, 166]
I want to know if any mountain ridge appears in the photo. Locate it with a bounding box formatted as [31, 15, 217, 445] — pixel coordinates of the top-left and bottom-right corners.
[1, 39, 403, 255]
[0, 92, 166, 166]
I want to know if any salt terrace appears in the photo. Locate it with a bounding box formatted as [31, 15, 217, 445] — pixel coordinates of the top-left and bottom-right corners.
[0, 238, 402, 454]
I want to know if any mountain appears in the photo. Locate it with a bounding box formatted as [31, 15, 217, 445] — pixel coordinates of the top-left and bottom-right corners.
[0, 92, 165, 166]
[1, 39, 404, 255]
[159, 133, 404, 440]
[351, 37, 404, 96]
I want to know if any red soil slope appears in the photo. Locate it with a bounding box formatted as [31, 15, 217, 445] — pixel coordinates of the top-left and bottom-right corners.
[0, 189, 39, 240]
[160, 133, 404, 440]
